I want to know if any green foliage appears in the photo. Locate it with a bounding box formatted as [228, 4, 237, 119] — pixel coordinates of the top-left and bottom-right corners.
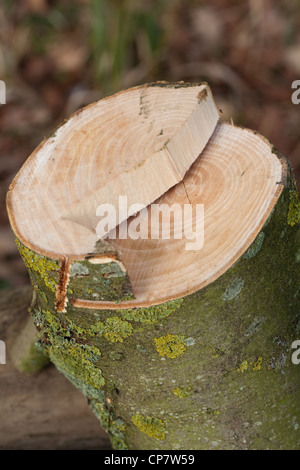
[90, 0, 166, 93]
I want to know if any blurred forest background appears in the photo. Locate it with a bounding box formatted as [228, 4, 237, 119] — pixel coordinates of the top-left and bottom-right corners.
[0, 0, 300, 289]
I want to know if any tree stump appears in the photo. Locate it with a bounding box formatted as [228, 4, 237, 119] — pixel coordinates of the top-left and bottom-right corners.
[6, 82, 300, 450]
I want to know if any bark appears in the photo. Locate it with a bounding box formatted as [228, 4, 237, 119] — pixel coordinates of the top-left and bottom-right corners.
[12, 158, 300, 450]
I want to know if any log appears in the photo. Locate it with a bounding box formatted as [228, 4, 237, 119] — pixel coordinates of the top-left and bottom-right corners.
[6, 82, 300, 450]
[10, 315, 50, 374]
[0, 286, 110, 450]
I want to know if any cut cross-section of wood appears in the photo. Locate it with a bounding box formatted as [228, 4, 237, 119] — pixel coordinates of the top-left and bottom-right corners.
[8, 119, 285, 309]
[72, 123, 284, 309]
[63, 82, 220, 237]
[7, 82, 220, 258]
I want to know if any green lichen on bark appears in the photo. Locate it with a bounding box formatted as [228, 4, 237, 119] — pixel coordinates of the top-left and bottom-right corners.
[68, 259, 134, 303]
[237, 356, 263, 373]
[131, 413, 166, 440]
[89, 399, 128, 449]
[32, 308, 105, 389]
[65, 313, 132, 343]
[27, 292, 130, 446]
[102, 317, 133, 343]
[15, 238, 60, 293]
[119, 298, 183, 324]
[154, 334, 187, 359]
[173, 386, 191, 398]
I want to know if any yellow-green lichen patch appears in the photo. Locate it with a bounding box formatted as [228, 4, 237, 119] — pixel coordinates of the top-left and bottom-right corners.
[16, 239, 59, 291]
[65, 314, 132, 343]
[48, 338, 105, 389]
[65, 316, 87, 337]
[36, 287, 48, 305]
[154, 334, 186, 359]
[173, 386, 191, 398]
[119, 298, 183, 324]
[131, 413, 166, 440]
[34, 308, 64, 334]
[237, 360, 249, 373]
[33, 309, 105, 389]
[206, 408, 220, 416]
[287, 190, 300, 227]
[252, 356, 263, 371]
[103, 317, 133, 343]
[237, 356, 263, 373]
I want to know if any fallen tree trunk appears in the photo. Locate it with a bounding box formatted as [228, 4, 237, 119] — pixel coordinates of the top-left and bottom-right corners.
[6, 82, 300, 450]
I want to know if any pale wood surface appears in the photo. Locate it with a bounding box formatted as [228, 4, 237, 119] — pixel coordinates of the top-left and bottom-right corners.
[73, 123, 283, 308]
[7, 82, 219, 256]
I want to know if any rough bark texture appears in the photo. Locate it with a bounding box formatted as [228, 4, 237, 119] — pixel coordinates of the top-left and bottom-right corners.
[12, 158, 300, 450]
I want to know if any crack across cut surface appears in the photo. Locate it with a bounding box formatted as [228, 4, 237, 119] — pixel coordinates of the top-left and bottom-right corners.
[7, 84, 284, 309]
